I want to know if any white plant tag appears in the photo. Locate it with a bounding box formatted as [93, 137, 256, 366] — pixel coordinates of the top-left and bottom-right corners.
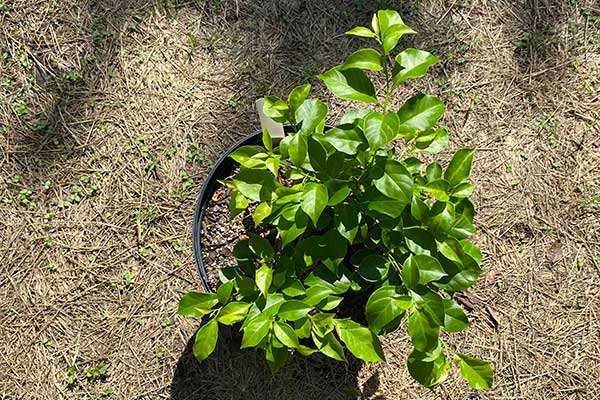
[256, 98, 285, 143]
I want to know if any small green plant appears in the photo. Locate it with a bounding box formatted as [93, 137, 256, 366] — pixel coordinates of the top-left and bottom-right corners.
[85, 363, 109, 381]
[179, 10, 492, 390]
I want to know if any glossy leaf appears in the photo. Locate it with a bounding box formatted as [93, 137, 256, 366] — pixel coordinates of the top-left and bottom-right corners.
[216, 280, 235, 304]
[263, 96, 289, 123]
[444, 149, 474, 186]
[376, 10, 415, 54]
[345, 26, 377, 38]
[274, 321, 300, 348]
[364, 111, 399, 149]
[278, 300, 312, 321]
[253, 202, 272, 226]
[342, 48, 383, 71]
[414, 128, 448, 154]
[256, 265, 273, 295]
[397, 94, 444, 137]
[288, 83, 311, 113]
[407, 310, 440, 352]
[296, 99, 328, 133]
[393, 48, 439, 85]
[334, 319, 385, 362]
[240, 313, 271, 349]
[373, 159, 413, 204]
[288, 132, 308, 167]
[321, 124, 367, 155]
[443, 299, 469, 332]
[313, 332, 346, 361]
[318, 67, 378, 104]
[178, 292, 219, 317]
[358, 254, 389, 282]
[365, 286, 412, 333]
[217, 302, 252, 325]
[193, 319, 218, 362]
[301, 183, 328, 225]
[455, 353, 494, 390]
[402, 255, 447, 288]
[407, 348, 451, 388]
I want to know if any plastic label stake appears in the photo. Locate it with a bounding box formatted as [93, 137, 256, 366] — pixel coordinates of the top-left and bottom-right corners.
[256, 98, 285, 143]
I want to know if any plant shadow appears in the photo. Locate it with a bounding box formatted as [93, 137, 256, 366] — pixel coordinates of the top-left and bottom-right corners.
[170, 324, 375, 400]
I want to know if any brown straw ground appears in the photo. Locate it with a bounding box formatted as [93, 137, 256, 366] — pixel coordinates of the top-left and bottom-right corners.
[1, 0, 599, 399]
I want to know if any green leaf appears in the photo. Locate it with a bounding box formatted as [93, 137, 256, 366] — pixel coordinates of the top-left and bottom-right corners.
[256, 265, 273, 295]
[321, 124, 367, 155]
[240, 313, 271, 349]
[358, 254, 389, 282]
[373, 159, 413, 203]
[407, 348, 451, 388]
[410, 196, 429, 221]
[443, 299, 469, 332]
[407, 310, 440, 352]
[397, 94, 444, 137]
[301, 183, 328, 225]
[216, 280, 235, 304]
[303, 285, 335, 306]
[414, 128, 448, 154]
[326, 181, 350, 206]
[233, 168, 276, 202]
[318, 67, 378, 104]
[192, 319, 218, 362]
[363, 111, 399, 150]
[265, 343, 289, 373]
[334, 319, 385, 362]
[414, 290, 445, 326]
[217, 302, 252, 325]
[249, 233, 274, 259]
[340, 109, 370, 124]
[335, 204, 360, 243]
[450, 182, 474, 198]
[263, 96, 289, 123]
[277, 205, 309, 247]
[229, 146, 268, 168]
[278, 300, 312, 321]
[402, 255, 447, 288]
[426, 162, 442, 182]
[261, 128, 273, 153]
[444, 149, 475, 186]
[312, 332, 346, 361]
[253, 202, 272, 226]
[282, 279, 306, 297]
[345, 26, 377, 38]
[393, 48, 439, 85]
[365, 286, 412, 333]
[295, 99, 328, 133]
[307, 136, 328, 172]
[178, 292, 219, 317]
[363, 188, 406, 218]
[274, 321, 300, 348]
[287, 83, 311, 113]
[288, 132, 307, 167]
[424, 179, 450, 202]
[376, 10, 415, 54]
[229, 190, 249, 219]
[342, 48, 383, 71]
[455, 353, 494, 390]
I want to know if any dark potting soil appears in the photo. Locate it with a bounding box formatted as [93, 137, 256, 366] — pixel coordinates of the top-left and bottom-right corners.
[200, 182, 254, 289]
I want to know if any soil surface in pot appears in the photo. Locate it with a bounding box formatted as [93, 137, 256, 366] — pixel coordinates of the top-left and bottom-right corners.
[200, 182, 253, 289]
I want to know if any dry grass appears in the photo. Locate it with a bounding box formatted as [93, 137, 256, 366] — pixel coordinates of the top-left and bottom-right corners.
[1, 0, 599, 399]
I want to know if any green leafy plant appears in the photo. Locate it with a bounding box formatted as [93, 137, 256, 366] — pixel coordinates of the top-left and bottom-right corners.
[179, 10, 492, 390]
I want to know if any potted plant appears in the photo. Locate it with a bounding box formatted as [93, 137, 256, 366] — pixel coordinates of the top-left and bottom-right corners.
[179, 9, 493, 390]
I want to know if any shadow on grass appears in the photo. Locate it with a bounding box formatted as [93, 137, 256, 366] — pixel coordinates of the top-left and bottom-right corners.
[170, 324, 378, 400]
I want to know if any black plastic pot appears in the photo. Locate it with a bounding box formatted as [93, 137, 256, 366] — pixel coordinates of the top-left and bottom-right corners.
[192, 129, 264, 292]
